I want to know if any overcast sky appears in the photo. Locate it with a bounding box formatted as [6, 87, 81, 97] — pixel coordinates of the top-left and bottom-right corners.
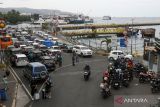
[1, 0, 160, 17]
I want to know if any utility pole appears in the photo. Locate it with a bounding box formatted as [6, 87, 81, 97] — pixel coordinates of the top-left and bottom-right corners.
[131, 18, 133, 55]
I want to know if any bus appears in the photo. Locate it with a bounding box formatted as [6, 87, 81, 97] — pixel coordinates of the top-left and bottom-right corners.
[0, 35, 13, 49]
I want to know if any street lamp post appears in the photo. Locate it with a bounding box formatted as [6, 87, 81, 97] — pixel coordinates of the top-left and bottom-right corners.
[131, 19, 133, 55]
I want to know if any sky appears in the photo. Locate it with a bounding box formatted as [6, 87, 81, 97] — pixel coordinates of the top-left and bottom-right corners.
[0, 0, 160, 17]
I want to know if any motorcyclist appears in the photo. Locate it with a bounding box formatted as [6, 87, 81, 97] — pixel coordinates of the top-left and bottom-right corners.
[103, 70, 110, 78]
[127, 59, 133, 68]
[84, 64, 91, 76]
[100, 80, 111, 96]
[114, 56, 121, 69]
[108, 63, 113, 71]
[123, 69, 129, 80]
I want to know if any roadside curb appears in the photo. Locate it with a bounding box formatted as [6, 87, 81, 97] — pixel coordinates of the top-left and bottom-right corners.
[11, 84, 19, 107]
[9, 66, 34, 101]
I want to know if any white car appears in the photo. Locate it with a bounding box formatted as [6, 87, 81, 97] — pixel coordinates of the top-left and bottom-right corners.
[14, 54, 29, 66]
[108, 50, 133, 61]
[72, 45, 93, 57]
[51, 46, 61, 53]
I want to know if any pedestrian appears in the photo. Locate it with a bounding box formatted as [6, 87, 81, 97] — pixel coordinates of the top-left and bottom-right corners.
[45, 78, 52, 99]
[75, 54, 79, 63]
[57, 55, 62, 67]
[72, 56, 75, 66]
[30, 81, 37, 97]
[3, 75, 8, 90]
[73, 51, 76, 57]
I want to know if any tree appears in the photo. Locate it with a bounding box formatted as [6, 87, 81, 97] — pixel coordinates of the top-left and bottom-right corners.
[42, 23, 49, 30]
[31, 14, 39, 21]
[1, 9, 31, 24]
[6, 10, 20, 24]
[101, 38, 112, 53]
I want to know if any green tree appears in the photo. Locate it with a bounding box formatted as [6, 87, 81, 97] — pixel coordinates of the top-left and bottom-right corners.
[6, 9, 20, 24]
[31, 14, 39, 21]
[101, 38, 112, 53]
[42, 23, 49, 30]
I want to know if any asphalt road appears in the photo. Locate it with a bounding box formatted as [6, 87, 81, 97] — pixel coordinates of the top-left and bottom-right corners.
[12, 52, 153, 107]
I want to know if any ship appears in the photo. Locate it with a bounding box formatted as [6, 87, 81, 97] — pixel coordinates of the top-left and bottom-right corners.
[102, 16, 111, 20]
[67, 15, 93, 24]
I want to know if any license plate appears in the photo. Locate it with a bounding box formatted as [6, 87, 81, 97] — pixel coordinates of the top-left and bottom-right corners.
[115, 83, 118, 85]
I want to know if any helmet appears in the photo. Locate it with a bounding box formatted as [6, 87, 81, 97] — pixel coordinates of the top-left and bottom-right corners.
[104, 77, 108, 81]
[109, 63, 112, 66]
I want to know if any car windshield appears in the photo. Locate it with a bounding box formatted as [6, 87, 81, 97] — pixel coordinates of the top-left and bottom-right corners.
[81, 47, 89, 50]
[40, 47, 47, 50]
[34, 66, 46, 73]
[44, 59, 53, 63]
[12, 50, 21, 54]
[53, 47, 59, 49]
[17, 57, 28, 61]
[68, 45, 73, 48]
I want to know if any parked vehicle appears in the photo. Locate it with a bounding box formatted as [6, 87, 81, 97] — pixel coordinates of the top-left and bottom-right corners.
[23, 62, 49, 82]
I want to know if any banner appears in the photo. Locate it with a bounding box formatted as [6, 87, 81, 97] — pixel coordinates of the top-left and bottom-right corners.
[120, 38, 126, 47]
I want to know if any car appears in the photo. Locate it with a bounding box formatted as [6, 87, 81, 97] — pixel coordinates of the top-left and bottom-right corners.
[51, 46, 61, 53]
[9, 48, 21, 57]
[21, 46, 34, 55]
[39, 45, 48, 52]
[63, 44, 74, 53]
[23, 62, 49, 82]
[40, 56, 56, 72]
[108, 50, 133, 61]
[29, 50, 42, 62]
[10, 54, 29, 67]
[72, 45, 93, 57]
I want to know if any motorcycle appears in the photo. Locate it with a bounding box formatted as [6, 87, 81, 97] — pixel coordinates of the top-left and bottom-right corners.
[139, 72, 150, 83]
[100, 83, 111, 98]
[133, 63, 144, 78]
[112, 80, 120, 89]
[122, 78, 129, 87]
[84, 70, 90, 81]
[151, 79, 160, 93]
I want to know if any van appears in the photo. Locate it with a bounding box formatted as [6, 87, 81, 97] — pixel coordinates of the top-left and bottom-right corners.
[23, 62, 48, 82]
[12, 54, 29, 66]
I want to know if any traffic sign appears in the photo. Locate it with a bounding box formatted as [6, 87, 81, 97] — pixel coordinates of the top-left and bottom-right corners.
[120, 38, 127, 47]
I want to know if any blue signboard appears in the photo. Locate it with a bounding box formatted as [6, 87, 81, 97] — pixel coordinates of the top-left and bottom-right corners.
[120, 38, 126, 47]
